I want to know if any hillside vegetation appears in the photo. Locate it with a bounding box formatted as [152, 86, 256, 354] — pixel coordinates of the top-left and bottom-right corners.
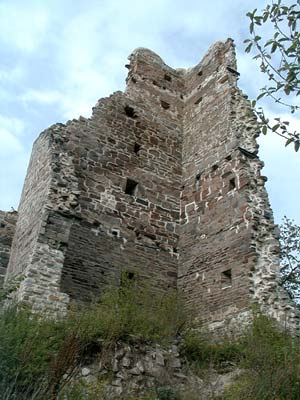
[1, 282, 300, 400]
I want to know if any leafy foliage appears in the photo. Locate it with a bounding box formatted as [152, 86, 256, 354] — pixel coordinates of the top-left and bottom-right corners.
[2, 281, 300, 400]
[181, 314, 300, 400]
[181, 330, 243, 371]
[73, 282, 187, 345]
[279, 216, 300, 301]
[0, 282, 186, 400]
[245, 1, 300, 150]
[224, 314, 300, 400]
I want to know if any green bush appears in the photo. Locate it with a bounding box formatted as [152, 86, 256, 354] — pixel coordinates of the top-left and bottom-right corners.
[224, 314, 300, 400]
[3, 284, 300, 400]
[182, 314, 300, 399]
[156, 386, 180, 400]
[76, 282, 187, 345]
[181, 329, 244, 370]
[0, 305, 83, 399]
[0, 282, 187, 399]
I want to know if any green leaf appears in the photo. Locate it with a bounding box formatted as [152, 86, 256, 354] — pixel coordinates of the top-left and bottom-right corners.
[272, 124, 280, 131]
[271, 42, 278, 53]
[263, 12, 269, 22]
[245, 43, 253, 53]
[295, 141, 300, 152]
[262, 125, 268, 135]
[257, 92, 266, 100]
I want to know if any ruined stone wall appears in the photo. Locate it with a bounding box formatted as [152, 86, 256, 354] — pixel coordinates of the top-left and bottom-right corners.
[178, 40, 299, 332]
[5, 125, 77, 314]
[4, 39, 299, 331]
[5, 49, 184, 311]
[6, 133, 53, 281]
[178, 40, 257, 330]
[59, 85, 183, 301]
[0, 211, 17, 288]
[231, 89, 299, 331]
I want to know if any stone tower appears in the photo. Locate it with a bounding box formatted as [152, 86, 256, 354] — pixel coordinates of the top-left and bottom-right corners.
[3, 39, 299, 333]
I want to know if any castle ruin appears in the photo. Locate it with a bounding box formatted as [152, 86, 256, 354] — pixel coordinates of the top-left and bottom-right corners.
[1, 39, 299, 333]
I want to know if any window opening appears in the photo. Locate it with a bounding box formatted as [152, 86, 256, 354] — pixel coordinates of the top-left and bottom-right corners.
[164, 74, 172, 82]
[126, 271, 135, 280]
[125, 178, 138, 196]
[111, 229, 120, 238]
[196, 172, 201, 181]
[198, 70, 203, 76]
[124, 105, 137, 118]
[133, 142, 141, 155]
[120, 271, 136, 288]
[161, 100, 170, 109]
[195, 96, 203, 105]
[229, 177, 236, 191]
[221, 269, 232, 288]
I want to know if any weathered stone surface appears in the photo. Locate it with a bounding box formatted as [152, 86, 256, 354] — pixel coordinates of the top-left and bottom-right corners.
[70, 341, 241, 399]
[0, 211, 17, 289]
[3, 39, 299, 332]
[81, 367, 90, 377]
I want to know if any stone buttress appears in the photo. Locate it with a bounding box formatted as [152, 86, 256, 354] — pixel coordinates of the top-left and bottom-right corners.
[3, 39, 299, 332]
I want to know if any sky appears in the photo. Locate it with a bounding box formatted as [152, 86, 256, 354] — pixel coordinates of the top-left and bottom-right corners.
[0, 0, 299, 225]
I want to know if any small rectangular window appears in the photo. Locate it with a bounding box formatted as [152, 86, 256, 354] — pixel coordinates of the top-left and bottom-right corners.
[125, 178, 138, 196]
[229, 177, 236, 191]
[124, 105, 137, 118]
[221, 269, 232, 289]
[195, 96, 203, 105]
[195, 172, 201, 181]
[161, 100, 170, 110]
[120, 270, 136, 289]
[133, 142, 141, 155]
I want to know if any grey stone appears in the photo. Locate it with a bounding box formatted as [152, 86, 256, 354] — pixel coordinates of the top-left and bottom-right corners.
[122, 356, 131, 367]
[155, 351, 165, 366]
[81, 367, 90, 377]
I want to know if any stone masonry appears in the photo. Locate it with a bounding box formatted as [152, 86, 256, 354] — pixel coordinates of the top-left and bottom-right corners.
[0, 211, 17, 288]
[2, 39, 299, 332]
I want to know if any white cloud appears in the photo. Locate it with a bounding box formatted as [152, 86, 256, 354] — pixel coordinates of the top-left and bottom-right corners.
[0, 128, 23, 154]
[0, 115, 24, 138]
[0, 66, 25, 83]
[0, 116, 29, 210]
[0, 2, 50, 53]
